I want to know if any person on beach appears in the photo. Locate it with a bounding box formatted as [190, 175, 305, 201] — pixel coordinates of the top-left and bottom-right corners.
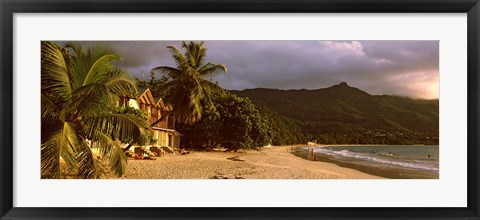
[309, 149, 318, 161]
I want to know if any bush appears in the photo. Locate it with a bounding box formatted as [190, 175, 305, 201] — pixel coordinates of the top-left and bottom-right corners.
[116, 106, 147, 120]
[177, 93, 273, 151]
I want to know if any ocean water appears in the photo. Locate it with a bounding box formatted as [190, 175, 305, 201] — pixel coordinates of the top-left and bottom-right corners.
[293, 145, 439, 179]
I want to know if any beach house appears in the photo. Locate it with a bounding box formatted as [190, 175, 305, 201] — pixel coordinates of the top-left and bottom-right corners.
[118, 88, 181, 149]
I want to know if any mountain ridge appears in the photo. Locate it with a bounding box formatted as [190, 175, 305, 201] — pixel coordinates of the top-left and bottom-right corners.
[232, 82, 438, 101]
[231, 82, 439, 145]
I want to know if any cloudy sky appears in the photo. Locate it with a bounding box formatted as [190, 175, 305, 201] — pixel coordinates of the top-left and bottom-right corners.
[60, 40, 439, 99]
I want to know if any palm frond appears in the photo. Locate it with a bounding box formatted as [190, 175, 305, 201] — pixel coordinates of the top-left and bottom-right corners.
[66, 43, 121, 90]
[104, 69, 138, 97]
[41, 41, 72, 104]
[188, 84, 204, 124]
[63, 82, 114, 118]
[88, 130, 127, 177]
[151, 41, 228, 124]
[182, 41, 207, 69]
[41, 122, 79, 178]
[108, 144, 127, 177]
[41, 42, 147, 179]
[65, 42, 85, 58]
[41, 138, 62, 178]
[41, 93, 61, 127]
[201, 80, 226, 93]
[86, 43, 119, 63]
[151, 66, 182, 79]
[82, 53, 121, 86]
[198, 63, 228, 77]
[199, 80, 226, 111]
[166, 81, 196, 122]
[76, 140, 108, 179]
[84, 113, 151, 144]
[170, 78, 203, 125]
[167, 46, 189, 70]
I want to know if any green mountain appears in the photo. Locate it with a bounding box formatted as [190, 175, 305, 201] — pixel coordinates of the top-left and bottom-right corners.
[232, 82, 439, 145]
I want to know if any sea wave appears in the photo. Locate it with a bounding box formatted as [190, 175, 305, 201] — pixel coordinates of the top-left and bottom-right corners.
[312, 148, 439, 173]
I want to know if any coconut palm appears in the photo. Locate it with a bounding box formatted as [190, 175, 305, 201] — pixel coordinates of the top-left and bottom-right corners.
[41, 41, 150, 178]
[151, 41, 227, 125]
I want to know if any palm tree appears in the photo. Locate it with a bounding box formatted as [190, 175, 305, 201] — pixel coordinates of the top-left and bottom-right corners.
[151, 41, 227, 125]
[41, 41, 150, 178]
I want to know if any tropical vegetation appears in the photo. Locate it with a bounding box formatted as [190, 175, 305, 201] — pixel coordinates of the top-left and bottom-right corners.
[150, 41, 228, 125]
[176, 92, 273, 151]
[41, 41, 150, 179]
[41, 40, 439, 178]
[140, 42, 439, 149]
[142, 41, 278, 151]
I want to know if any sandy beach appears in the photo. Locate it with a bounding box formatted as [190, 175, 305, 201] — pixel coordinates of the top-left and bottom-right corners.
[123, 146, 383, 179]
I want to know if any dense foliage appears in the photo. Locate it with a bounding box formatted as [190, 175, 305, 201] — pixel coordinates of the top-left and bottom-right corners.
[256, 106, 308, 145]
[116, 106, 148, 120]
[176, 93, 273, 151]
[135, 71, 170, 99]
[41, 41, 150, 178]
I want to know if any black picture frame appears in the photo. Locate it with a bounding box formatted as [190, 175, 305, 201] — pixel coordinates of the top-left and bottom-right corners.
[1, 0, 479, 219]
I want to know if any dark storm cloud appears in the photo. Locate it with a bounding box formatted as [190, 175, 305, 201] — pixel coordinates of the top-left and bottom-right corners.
[57, 40, 439, 99]
[207, 40, 439, 99]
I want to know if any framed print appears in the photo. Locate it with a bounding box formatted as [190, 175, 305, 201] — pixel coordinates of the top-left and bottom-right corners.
[1, 0, 479, 219]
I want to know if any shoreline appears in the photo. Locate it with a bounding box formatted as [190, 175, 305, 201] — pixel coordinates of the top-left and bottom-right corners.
[123, 145, 383, 179]
[293, 145, 439, 179]
[301, 144, 437, 147]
